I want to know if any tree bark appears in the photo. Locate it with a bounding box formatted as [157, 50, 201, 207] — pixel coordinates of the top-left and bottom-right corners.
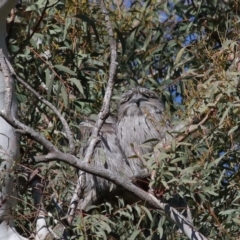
[0, 1, 27, 239]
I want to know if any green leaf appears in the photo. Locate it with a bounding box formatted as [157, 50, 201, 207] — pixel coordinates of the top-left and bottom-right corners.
[74, 14, 100, 43]
[63, 18, 72, 40]
[228, 125, 238, 135]
[141, 206, 153, 221]
[61, 84, 68, 108]
[129, 230, 141, 240]
[220, 209, 236, 215]
[219, 106, 230, 126]
[142, 29, 152, 51]
[134, 205, 141, 217]
[171, 156, 186, 163]
[182, 179, 197, 184]
[232, 218, 240, 225]
[208, 153, 226, 169]
[205, 189, 218, 196]
[54, 65, 77, 76]
[175, 47, 185, 65]
[69, 78, 84, 95]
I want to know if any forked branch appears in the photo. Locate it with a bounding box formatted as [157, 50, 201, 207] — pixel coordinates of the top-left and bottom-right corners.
[0, 48, 207, 239]
[67, 0, 118, 223]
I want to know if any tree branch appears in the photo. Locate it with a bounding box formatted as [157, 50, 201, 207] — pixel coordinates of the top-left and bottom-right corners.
[36, 151, 207, 240]
[67, 0, 118, 223]
[15, 75, 75, 154]
[2, 50, 75, 154]
[0, 49, 13, 115]
[83, 0, 117, 162]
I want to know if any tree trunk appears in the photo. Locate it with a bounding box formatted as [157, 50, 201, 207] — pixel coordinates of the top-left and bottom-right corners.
[0, 1, 27, 239]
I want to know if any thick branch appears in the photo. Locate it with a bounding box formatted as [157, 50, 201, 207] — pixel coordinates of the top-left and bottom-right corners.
[36, 151, 207, 240]
[0, 49, 13, 115]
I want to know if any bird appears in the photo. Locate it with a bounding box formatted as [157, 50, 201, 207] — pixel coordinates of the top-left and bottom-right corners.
[116, 87, 191, 223]
[77, 87, 186, 211]
[116, 87, 171, 176]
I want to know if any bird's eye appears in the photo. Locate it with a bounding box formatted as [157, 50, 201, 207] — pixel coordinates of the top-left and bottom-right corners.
[143, 91, 159, 99]
[142, 93, 150, 98]
[120, 90, 133, 104]
[140, 88, 158, 99]
[139, 89, 149, 98]
[120, 97, 130, 104]
[143, 91, 158, 99]
[120, 95, 131, 104]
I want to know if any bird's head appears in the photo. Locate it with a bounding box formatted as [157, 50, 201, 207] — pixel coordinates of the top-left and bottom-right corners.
[118, 87, 164, 119]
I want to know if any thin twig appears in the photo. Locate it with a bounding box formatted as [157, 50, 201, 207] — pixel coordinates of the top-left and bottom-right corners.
[29, 47, 67, 85]
[27, 0, 49, 42]
[4, 53, 75, 154]
[176, 109, 214, 143]
[13, 0, 59, 59]
[15, 75, 75, 154]
[155, 109, 214, 152]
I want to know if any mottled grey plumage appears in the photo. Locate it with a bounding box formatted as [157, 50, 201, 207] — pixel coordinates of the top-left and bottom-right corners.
[117, 87, 171, 174]
[117, 87, 191, 224]
[78, 116, 134, 210]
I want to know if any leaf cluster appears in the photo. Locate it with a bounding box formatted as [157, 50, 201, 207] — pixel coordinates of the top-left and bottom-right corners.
[9, 0, 240, 239]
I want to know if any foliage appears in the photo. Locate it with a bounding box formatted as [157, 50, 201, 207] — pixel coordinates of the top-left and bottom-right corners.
[8, 0, 240, 239]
